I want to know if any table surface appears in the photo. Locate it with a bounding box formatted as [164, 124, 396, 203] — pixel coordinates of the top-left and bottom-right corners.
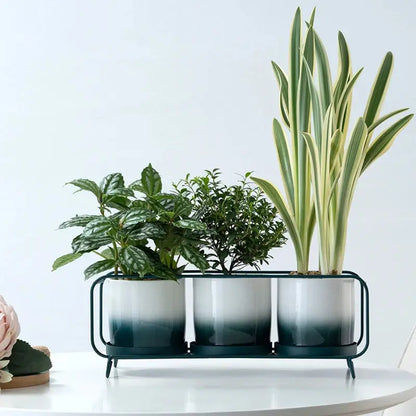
[0, 352, 416, 416]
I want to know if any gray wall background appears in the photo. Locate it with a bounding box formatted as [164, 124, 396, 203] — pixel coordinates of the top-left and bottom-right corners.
[0, 2, 414, 413]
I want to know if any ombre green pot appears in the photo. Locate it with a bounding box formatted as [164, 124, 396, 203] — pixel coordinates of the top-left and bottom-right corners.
[107, 277, 187, 355]
[276, 277, 357, 357]
[191, 276, 272, 355]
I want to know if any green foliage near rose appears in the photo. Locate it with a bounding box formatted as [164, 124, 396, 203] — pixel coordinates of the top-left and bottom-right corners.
[52, 164, 209, 280]
[174, 169, 287, 274]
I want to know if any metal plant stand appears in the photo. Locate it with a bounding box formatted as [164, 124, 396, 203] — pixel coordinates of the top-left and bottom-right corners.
[90, 271, 369, 379]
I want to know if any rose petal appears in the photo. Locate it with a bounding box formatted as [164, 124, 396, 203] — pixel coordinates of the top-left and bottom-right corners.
[0, 369, 13, 383]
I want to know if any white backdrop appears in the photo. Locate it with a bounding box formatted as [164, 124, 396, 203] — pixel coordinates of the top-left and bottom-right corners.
[0, 0, 414, 401]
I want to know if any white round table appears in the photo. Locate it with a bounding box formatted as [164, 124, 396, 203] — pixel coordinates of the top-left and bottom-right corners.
[0, 352, 416, 415]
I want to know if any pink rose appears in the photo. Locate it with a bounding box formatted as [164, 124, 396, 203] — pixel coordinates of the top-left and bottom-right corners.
[0, 296, 20, 360]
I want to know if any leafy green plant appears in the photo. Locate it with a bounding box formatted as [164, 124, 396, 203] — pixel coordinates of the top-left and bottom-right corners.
[175, 169, 287, 274]
[253, 8, 413, 274]
[53, 164, 209, 280]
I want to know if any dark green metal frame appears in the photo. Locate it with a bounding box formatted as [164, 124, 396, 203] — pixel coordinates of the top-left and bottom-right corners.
[90, 270, 369, 379]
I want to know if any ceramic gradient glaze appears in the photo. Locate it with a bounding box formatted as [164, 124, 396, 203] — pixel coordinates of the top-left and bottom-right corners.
[193, 277, 271, 346]
[107, 278, 185, 348]
[278, 278, 355, 346]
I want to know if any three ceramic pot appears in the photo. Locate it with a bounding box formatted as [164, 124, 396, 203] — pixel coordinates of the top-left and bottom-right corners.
[192, 276, 272, 354]
[107, 278, 186, 354]
[277, 277, 356, 355]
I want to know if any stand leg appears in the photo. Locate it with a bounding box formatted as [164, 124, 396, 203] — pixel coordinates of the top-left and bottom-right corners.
[114, 358, 118, 368]
[106, 357, 113, 378]
[347, 358, 356, 379]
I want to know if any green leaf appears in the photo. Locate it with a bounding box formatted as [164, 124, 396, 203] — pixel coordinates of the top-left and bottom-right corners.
[129, 179, 144, 192]
[151, 193, 176, 211]
[52, 252, 83, 271]
[180, 245, 209, 271]
[362, 114, 414, 172]
[105, 195, 130, 210]
[7, 340, 52, 376]
[150, 263, 178, 280]
[141, 164, 162, 196]
[174, 219, 207, 231]
[100, 173, 124, 194]
[173, 196, 193, 218]
[122, 208, 153, 228]
[84, 259, 115, 280]
[119, 246, 151, 275]
[100, 248, 114, 259]
[128, 223, 166, 240]
[364, 52, 393, 127]
[72, 235, 113, 253]
[82, 217, 113, 237]
[66, 179, 100, 198]
[106, 187, 134, 197]
[58, 215, 101, 229]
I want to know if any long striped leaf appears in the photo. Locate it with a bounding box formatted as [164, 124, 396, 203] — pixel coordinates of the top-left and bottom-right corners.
[288, 7, 302, 167]
[302, 57, 323, 150]
[364, 52, 393, 127]
[298, 26, 314, 133]
[336, 68, 364, 128]
[295, 26, 314, 238]
[313, 30, 332, 113]
[302, 133, 322, 216]
[368, 108, 409, 134]
[272, 61, 290, 127]
[308, 7, 316, 26]
[273, 119, 295, 210]
[332, 118, 369, 273]
[329, 130, 342, 176]
[333, 32, 351, 107]
[252, 176, 306, 273]
[362, 114, 414, 172]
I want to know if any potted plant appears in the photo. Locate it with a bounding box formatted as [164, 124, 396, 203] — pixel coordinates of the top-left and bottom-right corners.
[175, 169, 286, 354]
[53, 164, 209, 355]
[253, 8, 413, 355]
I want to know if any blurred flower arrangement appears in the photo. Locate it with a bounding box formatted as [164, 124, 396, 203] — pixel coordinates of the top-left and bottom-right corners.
[0, 295, 52, 387]
[0, 295, 20, 383]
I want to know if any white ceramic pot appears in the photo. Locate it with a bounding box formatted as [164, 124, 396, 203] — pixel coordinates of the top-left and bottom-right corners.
[277, 278, 355, 346]
[193, 277, 271, 346]
[107, 278, 185, 348]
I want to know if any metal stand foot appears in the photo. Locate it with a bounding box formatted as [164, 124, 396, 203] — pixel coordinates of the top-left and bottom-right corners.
[114, 359, 118, 368]
[347, 358, 356, 379]
[106, 357, 113, 378]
